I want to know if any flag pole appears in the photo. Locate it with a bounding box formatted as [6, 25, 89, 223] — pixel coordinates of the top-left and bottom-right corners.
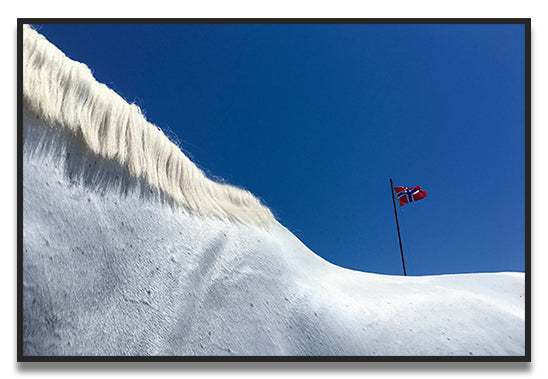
[390, 178, 407, 276]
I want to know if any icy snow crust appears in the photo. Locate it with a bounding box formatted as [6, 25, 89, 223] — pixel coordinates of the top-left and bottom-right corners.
[22, 112, 525, 356]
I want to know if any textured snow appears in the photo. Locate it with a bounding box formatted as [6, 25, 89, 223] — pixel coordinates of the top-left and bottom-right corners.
[22, 110, 525, 357]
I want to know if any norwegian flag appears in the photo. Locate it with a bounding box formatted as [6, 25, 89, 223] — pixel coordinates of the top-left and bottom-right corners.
[394, 186, 427, 206]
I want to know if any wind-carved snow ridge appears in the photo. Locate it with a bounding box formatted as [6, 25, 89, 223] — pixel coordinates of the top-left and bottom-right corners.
[22, 24, 274, 227]
[22, 25, 525, 357]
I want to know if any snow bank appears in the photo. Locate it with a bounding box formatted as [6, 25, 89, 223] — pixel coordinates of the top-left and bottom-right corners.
[21, 25, 525, 357]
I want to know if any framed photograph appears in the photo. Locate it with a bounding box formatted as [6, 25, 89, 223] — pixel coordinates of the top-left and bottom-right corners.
[18, 19, 530, 361]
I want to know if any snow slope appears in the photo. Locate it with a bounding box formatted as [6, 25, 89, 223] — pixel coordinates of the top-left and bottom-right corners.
[21, 26, 525, 357]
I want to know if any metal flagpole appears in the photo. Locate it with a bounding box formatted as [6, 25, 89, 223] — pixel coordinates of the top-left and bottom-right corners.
[390, 178, 407, 276]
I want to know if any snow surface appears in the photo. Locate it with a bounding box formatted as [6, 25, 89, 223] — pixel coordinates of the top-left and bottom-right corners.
[22, 109, 525, 356]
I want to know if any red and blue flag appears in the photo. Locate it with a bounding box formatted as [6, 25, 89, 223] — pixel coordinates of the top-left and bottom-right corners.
[394, 186, 427, 206]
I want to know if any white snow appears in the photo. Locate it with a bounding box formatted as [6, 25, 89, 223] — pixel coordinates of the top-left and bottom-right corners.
[22, 109, 525, 356]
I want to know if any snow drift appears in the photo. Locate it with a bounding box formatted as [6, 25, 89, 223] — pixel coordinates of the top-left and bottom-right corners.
[21, 25, 525, 357]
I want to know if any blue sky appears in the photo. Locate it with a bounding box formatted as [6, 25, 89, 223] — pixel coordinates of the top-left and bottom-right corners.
[31, 23, 526, 276]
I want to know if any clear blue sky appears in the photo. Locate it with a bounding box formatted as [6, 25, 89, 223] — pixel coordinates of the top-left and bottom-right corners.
[31, 23, 526, 276]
